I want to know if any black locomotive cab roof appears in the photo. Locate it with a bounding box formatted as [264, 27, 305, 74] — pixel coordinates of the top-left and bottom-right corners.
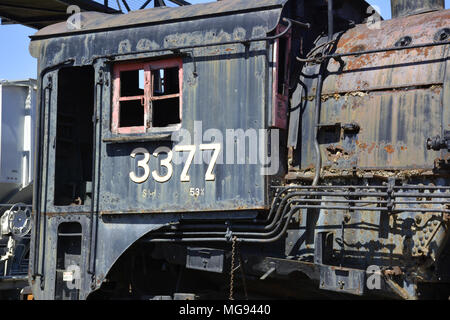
[31, 0, 288, 40]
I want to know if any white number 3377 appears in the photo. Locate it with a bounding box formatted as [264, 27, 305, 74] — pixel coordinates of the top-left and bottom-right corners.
[129, 144, 221, 184]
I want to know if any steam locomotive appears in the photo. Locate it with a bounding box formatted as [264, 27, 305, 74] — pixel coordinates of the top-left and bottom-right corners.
[28, 0, 450, 299]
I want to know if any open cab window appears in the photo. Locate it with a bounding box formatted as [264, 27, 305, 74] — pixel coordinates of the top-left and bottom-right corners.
[112, 58, 182, 134]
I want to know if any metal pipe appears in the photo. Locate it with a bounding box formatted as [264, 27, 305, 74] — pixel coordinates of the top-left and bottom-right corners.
[271, 191, 450, 198]
[312, 0, 333, 186]
[147, 202, 449, 242]
[37, 74, 55, 289]
[151, 184, 450, 236]
[274, 185, 450, 190]
[272, 185, 389, 189]
[0, 204, 32, 207]
[139, 0, 152, 10]
[88, 69, 104, 276]
[263, 191, 450, 198]
[148, 192, 309, 240]
[121, 0, 131, 12]
[330, 40, 450, 59]
[328, 0, 334, 41]
[168, 192, 302, 234]
[144, 184, 450, 243]
[156, 199, 295, 238]
[299, 40, 450, 63]
[145, 205, 301, 244]
[312, 71, 323, 186]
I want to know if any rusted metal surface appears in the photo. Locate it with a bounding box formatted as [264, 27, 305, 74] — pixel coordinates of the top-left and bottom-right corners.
[285, 5, 450, 300]
[323, 10, 449, 94]
[292, 9, 450, 171]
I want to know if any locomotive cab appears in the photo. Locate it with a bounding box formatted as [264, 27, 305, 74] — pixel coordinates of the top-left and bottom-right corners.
[28, 0, 450, 300]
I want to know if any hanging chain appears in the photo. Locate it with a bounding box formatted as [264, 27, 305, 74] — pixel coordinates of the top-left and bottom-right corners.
[229, 236, 237, 300]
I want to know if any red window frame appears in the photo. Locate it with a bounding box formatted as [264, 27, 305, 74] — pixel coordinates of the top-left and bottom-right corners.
[272, 24, 292, 130]
[112, 58, 183, 134]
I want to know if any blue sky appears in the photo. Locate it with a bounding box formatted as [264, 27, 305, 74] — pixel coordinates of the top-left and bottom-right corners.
[0, 0, 448, 80]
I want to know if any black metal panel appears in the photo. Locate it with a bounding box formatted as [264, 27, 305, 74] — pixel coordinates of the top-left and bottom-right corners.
[29, 1, 287, 299]
[31, 0, 287, 38]
[35, 8, 282, 215]
[186, 247, 224, 273]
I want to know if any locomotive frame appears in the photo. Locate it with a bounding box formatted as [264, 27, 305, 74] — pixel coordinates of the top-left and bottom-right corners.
[28, 0, 450, 300]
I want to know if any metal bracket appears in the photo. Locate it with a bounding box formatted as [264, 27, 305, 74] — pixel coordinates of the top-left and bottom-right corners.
[185, 50, 198, 77]
[319, 265, 365, 296]
[318, 122, 360, 134]
[314, 232, 334, 265]
[395, 36, 412, 48]
[186, 247, 224, 273]
[342, 122, 360, 134]
[426, 131, 450, 151]
[386, 178, 395, 212]
[45, 75, 53, 90]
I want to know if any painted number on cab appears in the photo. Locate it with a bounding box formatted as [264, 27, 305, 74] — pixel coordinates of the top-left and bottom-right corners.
[129, 144, 221, 184]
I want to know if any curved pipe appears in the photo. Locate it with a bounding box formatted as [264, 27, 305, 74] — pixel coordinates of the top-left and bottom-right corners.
[312, 70, 323, 186]
[152, 196, 301, 239]
[146, 204, 302, 244]
[150, 185, 394, 235]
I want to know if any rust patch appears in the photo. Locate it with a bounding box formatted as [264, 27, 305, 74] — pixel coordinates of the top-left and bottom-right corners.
[358, 142, 368, 150]
[326, 145, 352, 163]
[368, 142, 376, 154]
[286, 168, 439, 180]
[350, 44, 366, 53]
[321, 9, 450, 95]
[384, 145, 395, 154]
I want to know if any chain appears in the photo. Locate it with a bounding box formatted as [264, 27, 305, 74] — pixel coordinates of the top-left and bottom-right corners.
[229, 236, 237, 300]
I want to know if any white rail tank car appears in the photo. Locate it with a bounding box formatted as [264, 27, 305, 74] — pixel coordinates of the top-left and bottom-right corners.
[0, 79, 36, 296]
